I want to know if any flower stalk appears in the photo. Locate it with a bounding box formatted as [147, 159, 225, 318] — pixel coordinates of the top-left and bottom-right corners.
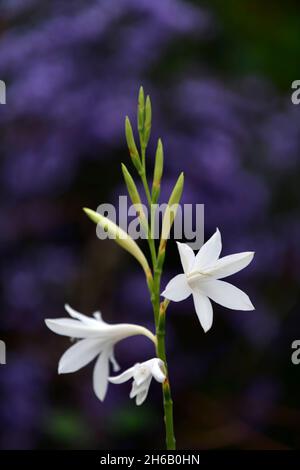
[46, 87, 255, 451]
[129, 88, 177, 449]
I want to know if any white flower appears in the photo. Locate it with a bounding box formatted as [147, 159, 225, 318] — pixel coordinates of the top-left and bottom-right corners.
[161, 228, 254, 333]
[45, 304, 156, 401]
[109, 358, 166, 406]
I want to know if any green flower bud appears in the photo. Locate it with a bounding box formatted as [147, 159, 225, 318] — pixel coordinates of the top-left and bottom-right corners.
[143, 95, 152, 147]
[83, 207, 151, 279]
[160, 172, 184, 242]
[152, 138, 164, 203]
[125, 116, 141, 171]
[121, 163, 149, 234]
[137, 86, 145, 135]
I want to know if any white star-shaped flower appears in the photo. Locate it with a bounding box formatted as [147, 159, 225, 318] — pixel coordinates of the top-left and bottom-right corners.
[109, 358, 166, 405]
[45, 304, 156, 401]
[161, 229, 254, 332]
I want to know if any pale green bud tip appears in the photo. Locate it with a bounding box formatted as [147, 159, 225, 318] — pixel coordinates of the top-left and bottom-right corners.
[138, 87, 145, 134]
[138, 86, 144, 105]
[169, 172, 184, 206]
[143, 95, 152, 145]
[145, 96, 152, 122]
[153, 138, 164, 185]
[121, 163, 141, 205]
[125, 116, 132, 137]
[125, 116, 140, 161]
[83, 207, 100, 224]
[160, 172, 185, 242]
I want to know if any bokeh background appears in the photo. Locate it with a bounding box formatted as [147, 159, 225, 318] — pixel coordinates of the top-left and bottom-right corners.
[1, 0, 300, 450]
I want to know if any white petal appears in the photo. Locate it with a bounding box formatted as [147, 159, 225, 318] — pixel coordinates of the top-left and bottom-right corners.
[109, 351, 120, 372]
[150, 359, 166, 383]
[129, 378, 148, 398]
[109, 366, 135, 384]
[135, 377, 152, 405]
[65, 304, 100, 326]
[58, 338, 102, 374]
[93, 311, 103, 321]
[46, 317, 155, 344]
[176, 242, 195, 274]
[93, 349, 110, 401]
[205, 252, 254, 279]
[192, 289, 213, 333]
[45, 318, 101, 338]
[129, 380, 139, 398]
[201, 279, 255, 311]
[136, 388, 151, 405]
[194, 228, 222, 270]
[133, 364, 151, 386]
[161, 274, 192, 302]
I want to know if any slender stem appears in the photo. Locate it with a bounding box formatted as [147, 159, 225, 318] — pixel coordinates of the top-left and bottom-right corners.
[139, 141, 176, 449]
[153, 275, 176, 449]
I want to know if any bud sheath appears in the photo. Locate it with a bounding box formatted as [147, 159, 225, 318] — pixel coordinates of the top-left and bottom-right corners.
[125, 116, 141, 171]
[160, 172, 184, 242]
[83, 207, 151, 278]
[152, 138, 164, 203]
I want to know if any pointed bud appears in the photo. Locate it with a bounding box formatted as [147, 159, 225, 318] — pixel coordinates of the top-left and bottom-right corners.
[125, 116, 141, 171]
[143, 95, 152, 147]
[121, 163, 149, 234]
[83, 208, 151, 278]
[152, 138, 164, 203]
[160, 172, 184, 242]
[137, 86, 145, 135]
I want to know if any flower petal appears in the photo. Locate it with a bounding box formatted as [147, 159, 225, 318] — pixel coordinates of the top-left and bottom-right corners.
[65, 304, 100, 326]
[129, 377, 150, 399]
[109, 351, 121, 372]
[201, 279, 255, 311]
[58, 338, 102, 374]
[150, 359, 166, 383]
[109, 366, 135, 384]
[192, 289, 213, 332]
[136, 390, 149, 405]
[194, 228, 222, 270]
[176, 242, 195, 274]
[93, 349, 110, 401]
[133, 363, 151, 386]
[205, 252, 254, 279]
[45, 318, 102, 338]
[161, 274, 192, 302]
[135, 377, 152, 405]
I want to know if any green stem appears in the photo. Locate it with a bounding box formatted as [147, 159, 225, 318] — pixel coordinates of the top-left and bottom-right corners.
[138, 142, 176, 449]
[153, 273, 176, 449]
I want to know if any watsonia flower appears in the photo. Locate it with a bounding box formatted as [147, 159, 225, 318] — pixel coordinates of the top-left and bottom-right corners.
[162, 228, 254, 332]
[109, 358, 166, 406]
[45, 304, 156, 401]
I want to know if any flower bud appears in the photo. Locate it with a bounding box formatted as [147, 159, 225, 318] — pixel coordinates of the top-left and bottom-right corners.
[152, 138, 164, 203]
[160, 172, 184, 242]
[125, 116, 141, 171]
[83, 208, 151, 278]
[143, 95, 152, 147]
[137, 86, 145, 135]
[121, 163, 149, 234]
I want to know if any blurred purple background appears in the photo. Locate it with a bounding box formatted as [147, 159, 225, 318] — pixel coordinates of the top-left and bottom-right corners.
[0, 0, 300, 449]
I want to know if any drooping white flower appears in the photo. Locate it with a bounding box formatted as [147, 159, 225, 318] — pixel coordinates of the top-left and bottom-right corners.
[109, 358, 166, 406]
[162, 229, 254, 333]
[45, 304, 156, 401]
